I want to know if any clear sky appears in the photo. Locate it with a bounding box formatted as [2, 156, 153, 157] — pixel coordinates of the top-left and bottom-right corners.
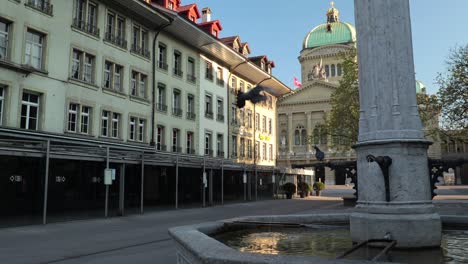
[191, 0, 468, 94]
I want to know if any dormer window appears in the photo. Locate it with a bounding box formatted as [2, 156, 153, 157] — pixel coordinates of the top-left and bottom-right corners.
[168, 1, 174, 10]
[267, 65, 271, 74]
[190, 16, 195, 22]
[260, 61, 265, 70]
[212, 29, 218, 37]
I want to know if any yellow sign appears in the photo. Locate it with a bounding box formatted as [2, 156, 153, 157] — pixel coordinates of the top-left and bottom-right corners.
[258, 135, 271, 141]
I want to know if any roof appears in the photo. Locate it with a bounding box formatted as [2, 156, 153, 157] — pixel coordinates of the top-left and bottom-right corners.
[219, 36, 239, 45]
[198, 20, 223, 31]
[177, 4, 201, 22]
[303, 22, 356, 49]
[249, 55, 268, 61]
[151, 6, 291, 96]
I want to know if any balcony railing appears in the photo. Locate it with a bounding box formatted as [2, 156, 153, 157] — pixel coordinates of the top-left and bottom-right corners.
[205, 111, 213, 119]
[187, 74, 196, 83]
[216, 78, 225, 86]
[131, 44, 150, 59]
[186, 112, 196, 120]
[172, 146, 182, 153]
[205, 72, 213, 81]
[157, 61, 168, 71]
[156, 103, 167, 113]
[204, 149, 213, 157]
[72, 18, 100, 38]
[104, 32, 127, 49]
[26, 0, 53, 16]
[172, 108, 182, 117]
[186, 148, 196, 155]
[173, 68, 183, 77]
[231, 119, 239, 126]
[217, 151, 225, 157]
[217, 114, 224, 122]
[156, 144, 167, 151]
[231, 152, 237, 159]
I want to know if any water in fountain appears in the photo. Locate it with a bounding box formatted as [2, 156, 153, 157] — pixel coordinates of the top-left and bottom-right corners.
[214, 226, 468, 263]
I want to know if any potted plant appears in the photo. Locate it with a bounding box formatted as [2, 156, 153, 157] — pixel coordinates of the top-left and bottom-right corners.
[313, 182, 326, 196]
[308, 183, 313, 196]
[297, 182, 309, 198]
[282, 182, 296, 199]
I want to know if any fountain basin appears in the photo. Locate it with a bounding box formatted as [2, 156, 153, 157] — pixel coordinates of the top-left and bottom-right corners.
[169, 213, 468, 264]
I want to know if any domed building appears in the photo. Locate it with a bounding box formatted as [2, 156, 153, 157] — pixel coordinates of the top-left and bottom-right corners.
[277, 3, 440, 185]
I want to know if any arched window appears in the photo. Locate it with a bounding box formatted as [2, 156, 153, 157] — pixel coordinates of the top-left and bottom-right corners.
[337, 64, 342, 76]
[313, 128, 319, 145]
[295, 125, 306, 145]
[331, 64, 336, 77]
[294, 130, 300, 145]
[325, 65, 330, 77]
[301, 129, 307, 145]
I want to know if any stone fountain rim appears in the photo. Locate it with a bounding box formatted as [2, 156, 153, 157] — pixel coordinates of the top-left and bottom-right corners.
[169, 213, 468, 264]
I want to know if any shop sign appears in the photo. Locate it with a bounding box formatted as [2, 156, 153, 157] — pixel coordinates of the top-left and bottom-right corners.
[9, 175, 23, 182]
[258, 134, 271, 141]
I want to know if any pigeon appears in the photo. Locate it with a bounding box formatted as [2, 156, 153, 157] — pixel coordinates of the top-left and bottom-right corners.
[314, 146, 325, 161]
[236, 85, 275, 108]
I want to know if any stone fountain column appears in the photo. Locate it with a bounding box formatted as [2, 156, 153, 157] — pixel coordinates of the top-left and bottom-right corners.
[350, 0, 441, 248]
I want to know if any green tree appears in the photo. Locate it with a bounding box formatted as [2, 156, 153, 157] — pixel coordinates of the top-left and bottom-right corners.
[325, 47, 444, 150]
[325, 48, 359, 150]
[436, 44, 468, 142]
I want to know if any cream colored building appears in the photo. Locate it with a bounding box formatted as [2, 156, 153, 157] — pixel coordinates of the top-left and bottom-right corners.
[0, 0, 291, 225]
[0, 0, 169, 145]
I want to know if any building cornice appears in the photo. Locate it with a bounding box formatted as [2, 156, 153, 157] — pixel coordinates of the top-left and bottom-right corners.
[299, 44, 354, 62]
[279, 80, 337, 103]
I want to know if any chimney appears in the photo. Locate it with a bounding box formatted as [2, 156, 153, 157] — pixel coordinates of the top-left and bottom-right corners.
[201, 7, 211, 22]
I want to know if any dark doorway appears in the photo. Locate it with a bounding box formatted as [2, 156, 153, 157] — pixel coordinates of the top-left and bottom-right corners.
[0, 156, 44, 227]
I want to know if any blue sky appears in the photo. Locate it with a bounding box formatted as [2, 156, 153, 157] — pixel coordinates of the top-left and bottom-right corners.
[191, 0, 468, 94]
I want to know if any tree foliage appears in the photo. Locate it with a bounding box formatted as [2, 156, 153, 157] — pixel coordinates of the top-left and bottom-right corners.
[325, 48, 359, 150]
[436, 44, 468, 142]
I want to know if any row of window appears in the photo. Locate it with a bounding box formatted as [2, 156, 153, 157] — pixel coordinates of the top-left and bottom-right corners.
[157, 43, 197, 83]
[280, 127, 328, 146]
[155, 126, 225, 157]
[231, 136, 275, 161]
[0, 85, 231, 157]
[73, 0, 150, 58]
[156, 83, 197, 120]
[0, 18, 46, 70]
[232, 107, 273, 134]
[0, 86, 148, 142]
[71, 47, 149, 99]
[0, 18, 150, 99]
[0, 86, 230, 157]
[325, 64, 342, 78]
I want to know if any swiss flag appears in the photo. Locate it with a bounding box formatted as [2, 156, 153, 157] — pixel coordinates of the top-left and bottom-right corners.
[293, 76, 302, 88]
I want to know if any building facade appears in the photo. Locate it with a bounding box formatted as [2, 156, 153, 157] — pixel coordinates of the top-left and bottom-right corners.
[277, 3, 441, 185]
[0, 0, 289, 226]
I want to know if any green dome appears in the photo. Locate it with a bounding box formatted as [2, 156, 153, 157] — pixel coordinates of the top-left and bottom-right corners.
[416, 80, 426, 94]
[303, 22, 356, 49]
